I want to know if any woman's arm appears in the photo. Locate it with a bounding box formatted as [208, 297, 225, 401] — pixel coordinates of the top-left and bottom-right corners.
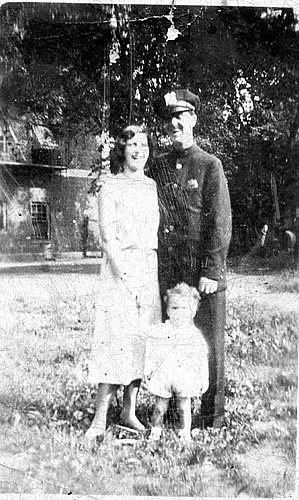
[98, 180, 124, 279]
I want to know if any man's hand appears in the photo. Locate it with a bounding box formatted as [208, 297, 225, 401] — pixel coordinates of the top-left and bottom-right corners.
[199, 277, 218, 294]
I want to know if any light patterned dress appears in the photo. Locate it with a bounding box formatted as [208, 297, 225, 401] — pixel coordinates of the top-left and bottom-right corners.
[88, 173, 161, 386]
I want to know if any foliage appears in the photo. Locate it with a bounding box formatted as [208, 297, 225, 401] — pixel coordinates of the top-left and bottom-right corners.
[0, 3, 129, 164]
[0, 5, 298, 250]
[226, 299, 297, 366]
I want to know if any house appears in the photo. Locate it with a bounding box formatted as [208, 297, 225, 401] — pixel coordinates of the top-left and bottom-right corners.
[0, 120, 101, 262]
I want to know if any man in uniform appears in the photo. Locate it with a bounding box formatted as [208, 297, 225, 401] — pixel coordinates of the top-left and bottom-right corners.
[149, 89, 232, 428]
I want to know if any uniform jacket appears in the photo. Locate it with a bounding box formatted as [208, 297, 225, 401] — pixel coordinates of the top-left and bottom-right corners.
[148, 143, 232, 289]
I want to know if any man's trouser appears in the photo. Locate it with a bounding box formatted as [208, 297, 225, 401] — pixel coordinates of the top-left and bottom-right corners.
[195, 291, 226, 428]
[158, 242, 226, 428]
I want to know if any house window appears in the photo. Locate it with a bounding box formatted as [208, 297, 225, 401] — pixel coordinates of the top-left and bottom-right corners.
[0, 200, 7, 230]
[31, 201, 50, 240]
[0, 134, 5, 153]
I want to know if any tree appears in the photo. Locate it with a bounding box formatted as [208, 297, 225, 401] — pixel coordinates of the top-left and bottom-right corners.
[0, 3, 129, 165]
[111, 6, 298, 252]
[0, 4, 298, 254]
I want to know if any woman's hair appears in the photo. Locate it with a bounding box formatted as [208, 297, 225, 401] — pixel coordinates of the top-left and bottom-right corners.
[110, 124, 152, 174]
[164, 282, 200, 305]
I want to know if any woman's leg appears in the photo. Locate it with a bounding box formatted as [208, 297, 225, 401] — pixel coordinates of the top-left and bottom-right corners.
[120, 379, 145, 431]
[177, 396, 192, 441]
[86, 383, 118, 440]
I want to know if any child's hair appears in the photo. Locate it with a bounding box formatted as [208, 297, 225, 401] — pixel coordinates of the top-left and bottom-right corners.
[164, 282, 200, 305]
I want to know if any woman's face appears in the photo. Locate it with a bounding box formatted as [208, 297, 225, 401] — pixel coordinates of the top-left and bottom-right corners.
[123, 133, 149, 173]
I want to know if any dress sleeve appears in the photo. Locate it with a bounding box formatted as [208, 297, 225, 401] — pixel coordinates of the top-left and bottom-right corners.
[98, 179, 123, 278]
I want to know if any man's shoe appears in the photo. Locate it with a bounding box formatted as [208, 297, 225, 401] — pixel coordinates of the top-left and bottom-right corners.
[213, 415, 224, 429]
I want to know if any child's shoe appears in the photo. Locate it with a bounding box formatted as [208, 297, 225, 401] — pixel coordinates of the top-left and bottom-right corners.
[148, 426, 162, 441]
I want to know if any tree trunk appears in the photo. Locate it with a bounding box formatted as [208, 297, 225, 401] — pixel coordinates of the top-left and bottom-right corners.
[288, 98, 299, 270]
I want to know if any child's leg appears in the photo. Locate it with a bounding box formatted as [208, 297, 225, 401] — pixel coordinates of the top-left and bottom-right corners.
[120, 379, 145, 431]
[151, 396, 169, 427]
[176, 396, 192, 441]
[149, 396, 169, 440]
[86, 383, 118, 440]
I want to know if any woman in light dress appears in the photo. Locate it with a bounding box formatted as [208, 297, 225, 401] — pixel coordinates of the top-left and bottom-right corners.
[86, 125, 161, 442]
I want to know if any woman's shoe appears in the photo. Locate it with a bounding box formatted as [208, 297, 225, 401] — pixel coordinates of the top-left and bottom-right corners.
[85, 425, 105, 445]
[119, 412, 145, 431]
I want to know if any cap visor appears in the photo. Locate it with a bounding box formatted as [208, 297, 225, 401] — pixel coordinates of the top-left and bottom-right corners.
[169, 105, 193, 113]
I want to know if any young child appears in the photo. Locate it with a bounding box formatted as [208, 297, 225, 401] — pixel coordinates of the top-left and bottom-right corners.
[145, 282, 209, 442]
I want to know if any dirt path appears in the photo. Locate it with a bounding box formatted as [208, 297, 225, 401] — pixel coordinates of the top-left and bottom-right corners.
[0, 269, 297, 314]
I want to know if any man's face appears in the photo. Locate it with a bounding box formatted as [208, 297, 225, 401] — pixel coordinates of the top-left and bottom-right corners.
[164, 110, 197, 146]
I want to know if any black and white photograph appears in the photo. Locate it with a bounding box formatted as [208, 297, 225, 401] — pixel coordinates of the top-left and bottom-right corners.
[0, 1, 298, 497]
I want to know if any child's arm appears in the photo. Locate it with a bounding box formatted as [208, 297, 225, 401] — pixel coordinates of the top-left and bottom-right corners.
[199, 346, 209, 395]
[190, 329, 209, 395]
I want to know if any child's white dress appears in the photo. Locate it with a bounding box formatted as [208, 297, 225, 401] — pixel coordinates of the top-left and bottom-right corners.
[145, 320, 209, 398]
[88, 173, 162, 386]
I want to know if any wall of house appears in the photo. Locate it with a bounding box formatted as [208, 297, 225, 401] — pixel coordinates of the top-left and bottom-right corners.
[0, 166, 100, 261]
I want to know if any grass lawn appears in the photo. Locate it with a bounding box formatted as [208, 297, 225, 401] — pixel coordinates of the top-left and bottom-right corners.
[0, 268, 297, 497]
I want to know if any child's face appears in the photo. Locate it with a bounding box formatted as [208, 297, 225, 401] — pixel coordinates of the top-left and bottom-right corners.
[167, 295, 197, 327]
